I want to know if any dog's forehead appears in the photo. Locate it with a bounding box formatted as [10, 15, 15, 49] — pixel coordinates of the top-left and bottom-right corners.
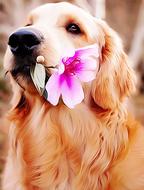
[29, 2, 93, 25]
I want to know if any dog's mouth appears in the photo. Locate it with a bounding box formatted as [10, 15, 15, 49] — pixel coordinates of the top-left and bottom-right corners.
[11, 56, 36, 77]
[8, 28, 44, 78]
[10, 55, 57, 78]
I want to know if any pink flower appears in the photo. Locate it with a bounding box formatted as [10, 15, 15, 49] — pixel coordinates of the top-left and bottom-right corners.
[45, 44, 99, 108]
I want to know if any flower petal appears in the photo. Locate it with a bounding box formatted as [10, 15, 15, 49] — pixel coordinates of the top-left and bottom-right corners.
[75, 58, 99, 82]
[45, 73, 61, 106]
[58, 61, 65, 74]
[60, 75, 84, 108]
[75, 70, 96, 82]
[76, 58, 99, 71]
[75, 43, 99, 59]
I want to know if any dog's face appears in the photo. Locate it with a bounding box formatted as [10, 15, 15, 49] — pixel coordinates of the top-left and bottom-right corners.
[4, 2, 135, 110]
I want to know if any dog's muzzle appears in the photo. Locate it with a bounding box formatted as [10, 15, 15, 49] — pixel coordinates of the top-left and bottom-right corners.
[8, 29, 41, 56]
[8, 28, 43, 76]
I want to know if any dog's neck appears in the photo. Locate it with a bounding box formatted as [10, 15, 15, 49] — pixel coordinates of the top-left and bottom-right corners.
[8, 92, 132, 189]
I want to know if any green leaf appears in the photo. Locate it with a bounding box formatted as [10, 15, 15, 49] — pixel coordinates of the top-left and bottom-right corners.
[34, 63, 46, 88]
[30, 63, 46, 96]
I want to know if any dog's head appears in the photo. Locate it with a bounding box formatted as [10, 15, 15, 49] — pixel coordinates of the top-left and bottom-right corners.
[4, 2, 135, 111]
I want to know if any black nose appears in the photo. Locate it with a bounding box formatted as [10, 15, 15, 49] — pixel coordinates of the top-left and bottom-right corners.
[8, 29, 41, 56]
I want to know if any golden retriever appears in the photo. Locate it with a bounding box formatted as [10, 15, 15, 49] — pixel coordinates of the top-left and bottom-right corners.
[2, 2, 144, 190]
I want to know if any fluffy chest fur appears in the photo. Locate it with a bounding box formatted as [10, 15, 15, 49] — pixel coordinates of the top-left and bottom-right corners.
[5, 95, 133, 190]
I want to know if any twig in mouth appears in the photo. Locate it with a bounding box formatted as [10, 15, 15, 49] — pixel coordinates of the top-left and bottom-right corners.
[36, 55, 45, 63]
[45, 66, 58, 69]
[36, 55, 58, 70]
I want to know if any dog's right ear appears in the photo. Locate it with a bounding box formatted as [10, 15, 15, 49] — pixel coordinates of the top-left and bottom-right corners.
[91, 20, 136, 110]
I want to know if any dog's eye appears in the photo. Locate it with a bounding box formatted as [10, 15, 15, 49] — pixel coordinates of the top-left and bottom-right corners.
[66, 23, 81, 34]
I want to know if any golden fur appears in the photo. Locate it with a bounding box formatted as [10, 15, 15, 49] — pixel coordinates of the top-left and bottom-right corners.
[2, 2, 144, 190]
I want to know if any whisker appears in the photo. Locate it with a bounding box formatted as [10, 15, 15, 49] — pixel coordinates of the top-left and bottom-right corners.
[4, 71, 9, 78]
[15, 78, 25, 91]
[5, 70, 25, 90]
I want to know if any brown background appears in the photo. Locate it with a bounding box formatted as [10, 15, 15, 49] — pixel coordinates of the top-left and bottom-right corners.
[0, 0, 144, 188]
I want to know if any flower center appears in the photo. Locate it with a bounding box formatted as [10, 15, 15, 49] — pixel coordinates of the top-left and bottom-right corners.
[63, 57, 81, 75]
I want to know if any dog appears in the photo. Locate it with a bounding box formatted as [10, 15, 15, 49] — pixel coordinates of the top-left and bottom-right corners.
[2, 2, 144, 190]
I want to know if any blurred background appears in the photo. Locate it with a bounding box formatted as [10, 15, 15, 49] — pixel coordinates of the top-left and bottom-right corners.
[0, 0, 144, 188]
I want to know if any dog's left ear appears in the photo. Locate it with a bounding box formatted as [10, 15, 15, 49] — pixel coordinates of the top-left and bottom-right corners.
[91, 20, 136, 110]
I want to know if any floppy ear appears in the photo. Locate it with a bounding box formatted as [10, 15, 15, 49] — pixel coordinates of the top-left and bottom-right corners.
[91, 20, 136, 110]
